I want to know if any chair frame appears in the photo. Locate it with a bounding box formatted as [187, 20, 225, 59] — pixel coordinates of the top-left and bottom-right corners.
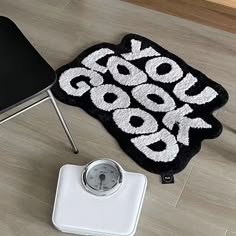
[0, 89, 79, 154]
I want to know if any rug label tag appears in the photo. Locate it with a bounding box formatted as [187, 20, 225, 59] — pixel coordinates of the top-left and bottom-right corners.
[161, 171, 174, 184]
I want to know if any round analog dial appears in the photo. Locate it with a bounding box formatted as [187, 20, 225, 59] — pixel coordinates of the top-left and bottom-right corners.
[82, 159, 123, 196]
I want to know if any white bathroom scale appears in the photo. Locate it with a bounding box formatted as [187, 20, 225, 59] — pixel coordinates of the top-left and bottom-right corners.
[52, 159, 147, 236]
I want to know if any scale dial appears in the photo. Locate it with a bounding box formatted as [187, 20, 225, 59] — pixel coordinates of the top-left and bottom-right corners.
[82, 159, 123, 196]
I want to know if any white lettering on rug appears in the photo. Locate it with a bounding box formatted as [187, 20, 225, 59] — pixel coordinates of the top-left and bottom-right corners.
[59, 67, 103, 97]
[90, 84, 130, 111]
[173, 73, 218, 104]
[82, 48, 114, 74]
[145, 57, 183, 83]
[59, 37, 219, 163]
[132, 83, 176, 112]
[107, 56, 147, 86]
[163, 104, 211, 145]
[122, 39, 160, 60]
[131, 129, 179, 162]
[113, 108, 158, 134]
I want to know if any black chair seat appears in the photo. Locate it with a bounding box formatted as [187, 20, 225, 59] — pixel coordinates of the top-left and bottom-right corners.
[0, 16, 56, 113]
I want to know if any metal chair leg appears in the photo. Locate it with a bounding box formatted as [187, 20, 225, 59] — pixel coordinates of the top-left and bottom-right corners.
[47, 89, 79, 154]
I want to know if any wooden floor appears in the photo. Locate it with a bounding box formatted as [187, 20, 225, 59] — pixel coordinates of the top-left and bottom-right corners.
[123, 0, 236, 33]
[0, 0, 235, 235]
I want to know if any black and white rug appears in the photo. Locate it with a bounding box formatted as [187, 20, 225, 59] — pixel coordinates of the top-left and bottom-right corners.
[52, 34, 228, 182]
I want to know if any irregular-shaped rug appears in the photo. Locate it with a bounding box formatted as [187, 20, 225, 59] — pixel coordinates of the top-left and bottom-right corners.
[52, 34, 228, 183]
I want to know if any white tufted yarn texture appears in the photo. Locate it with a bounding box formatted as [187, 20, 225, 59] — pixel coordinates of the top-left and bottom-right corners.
[52, 34, 228, 176]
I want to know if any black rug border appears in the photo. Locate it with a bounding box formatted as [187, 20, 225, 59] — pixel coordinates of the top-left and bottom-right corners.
[52, 33, 229, 175]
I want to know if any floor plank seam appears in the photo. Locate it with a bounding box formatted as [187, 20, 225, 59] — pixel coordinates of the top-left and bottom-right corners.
[175, 166, 193, 207]
[62, 0, 72, 11]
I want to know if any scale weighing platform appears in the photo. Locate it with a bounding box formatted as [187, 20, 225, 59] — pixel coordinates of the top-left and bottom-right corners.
[52, 159, 147, 236]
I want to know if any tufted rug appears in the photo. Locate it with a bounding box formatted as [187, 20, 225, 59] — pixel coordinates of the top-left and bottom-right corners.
[52, 34, 228, 183]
